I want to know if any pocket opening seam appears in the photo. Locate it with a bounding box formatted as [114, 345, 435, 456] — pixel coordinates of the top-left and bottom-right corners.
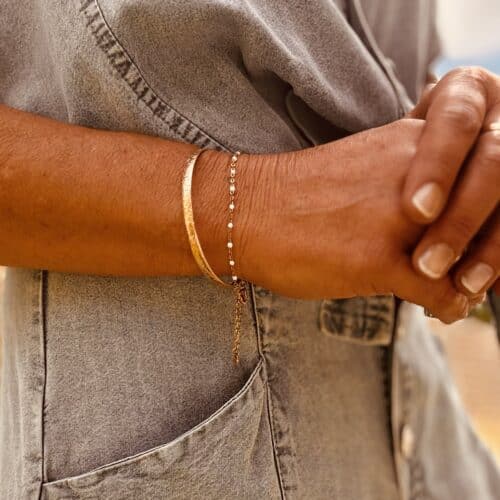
[248, 284, 286, 499]
[43, 358, 265, 487]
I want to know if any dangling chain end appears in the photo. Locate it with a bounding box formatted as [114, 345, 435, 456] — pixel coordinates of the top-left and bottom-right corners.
[231, 279, 249, 366]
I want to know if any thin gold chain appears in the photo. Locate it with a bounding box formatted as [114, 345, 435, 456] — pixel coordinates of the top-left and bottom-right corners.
[226, 151, 249, 365]
[181, 148, 248, 366]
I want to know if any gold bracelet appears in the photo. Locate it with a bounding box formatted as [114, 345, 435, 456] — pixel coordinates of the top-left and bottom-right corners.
[225, 151, 249, 365]
[182, 149, 231, 288]
[182, 148, 249, 366]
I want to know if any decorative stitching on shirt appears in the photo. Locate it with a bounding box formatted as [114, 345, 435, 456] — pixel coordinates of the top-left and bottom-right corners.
[77, 0, 228, 151]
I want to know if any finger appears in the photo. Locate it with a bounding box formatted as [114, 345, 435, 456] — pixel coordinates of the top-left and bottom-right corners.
[482, 106, 500, 133]
[470, 292, 487, 307]
[412, 129, 500, 281]
[406, 82, 437, 119]
[453, 210, 499, 296]
[390, 255, 470, 324]
[402, 68, 489, 224]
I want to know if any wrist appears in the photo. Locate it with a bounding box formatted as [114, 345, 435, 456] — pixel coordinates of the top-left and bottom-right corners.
[192, 148, 270, 283]
[190, 149, 229, 278]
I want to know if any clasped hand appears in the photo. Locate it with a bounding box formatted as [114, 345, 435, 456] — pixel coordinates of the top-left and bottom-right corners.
[405, 66, 500, 304]
[240, 66, 499, 324]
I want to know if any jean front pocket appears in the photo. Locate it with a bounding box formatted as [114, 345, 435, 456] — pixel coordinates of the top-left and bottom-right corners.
[41, 360, 281, 500]
[319, 295, 395, 346]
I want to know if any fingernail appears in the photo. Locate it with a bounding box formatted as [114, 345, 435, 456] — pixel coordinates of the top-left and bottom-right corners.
[418, 243, 455, 279]
[461, 262, 494, 294]
[455, 293, 471, 319]
[411, 182, 444, 219]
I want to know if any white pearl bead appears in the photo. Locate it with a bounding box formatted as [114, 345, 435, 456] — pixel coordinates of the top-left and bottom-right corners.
[232, 275, 238, 281]
[229, 185, 236, 194]
[227, 241, 233, 248]
[229, 203, 235, 210]
[227, 222, 233, 229]
[229, 260, 235, 266]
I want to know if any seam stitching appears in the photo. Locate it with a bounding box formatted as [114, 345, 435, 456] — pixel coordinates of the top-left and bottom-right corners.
[318, 296, 395, 346]
[249, 284, 286, 499]
[265, 382, 287, 499]
[77, 0, 229, 151]
[37, 270, 48, 500]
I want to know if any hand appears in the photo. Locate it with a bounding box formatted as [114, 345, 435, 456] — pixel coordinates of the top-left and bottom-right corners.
[403, 66, 500, 297]
[236, 118, 471, 323]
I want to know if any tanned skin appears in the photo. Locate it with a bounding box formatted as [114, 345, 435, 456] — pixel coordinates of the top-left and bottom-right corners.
[0, 66, 498, 323]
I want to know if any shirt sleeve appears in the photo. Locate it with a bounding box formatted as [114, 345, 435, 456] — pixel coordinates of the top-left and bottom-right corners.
[427, 1, 443, 71]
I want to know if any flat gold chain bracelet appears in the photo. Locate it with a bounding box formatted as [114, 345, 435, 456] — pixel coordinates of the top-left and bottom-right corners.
[182, 149, 230, 287]
[182, 148, 249, 366]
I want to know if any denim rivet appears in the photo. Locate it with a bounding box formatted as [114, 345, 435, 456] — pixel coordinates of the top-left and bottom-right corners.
[400, 424, 416, 459]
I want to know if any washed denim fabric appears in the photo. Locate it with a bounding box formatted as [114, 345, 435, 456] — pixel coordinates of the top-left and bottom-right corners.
[1, 1, 499, 499]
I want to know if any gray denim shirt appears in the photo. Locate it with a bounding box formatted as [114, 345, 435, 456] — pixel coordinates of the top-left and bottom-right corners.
[1, 1, 499, 499]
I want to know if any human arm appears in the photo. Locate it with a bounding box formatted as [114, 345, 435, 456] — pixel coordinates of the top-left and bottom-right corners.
[0, 104, 470, 322]
[0, 103, 228, 278]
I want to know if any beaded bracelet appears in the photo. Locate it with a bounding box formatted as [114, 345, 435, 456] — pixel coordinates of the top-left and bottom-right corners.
[226, 151, 248, 365]
[181, 148, 249, 366]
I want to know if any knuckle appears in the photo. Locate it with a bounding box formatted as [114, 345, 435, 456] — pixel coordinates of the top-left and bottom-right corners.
[446, 215, 478, 243]
[441, 104, 483, 135]
[450, 65, 489, 88]
[465, 66, 489, 84]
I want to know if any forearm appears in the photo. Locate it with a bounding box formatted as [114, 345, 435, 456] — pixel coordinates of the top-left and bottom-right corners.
[0, 105, 476, 322]
[0, 104, 252, 277]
